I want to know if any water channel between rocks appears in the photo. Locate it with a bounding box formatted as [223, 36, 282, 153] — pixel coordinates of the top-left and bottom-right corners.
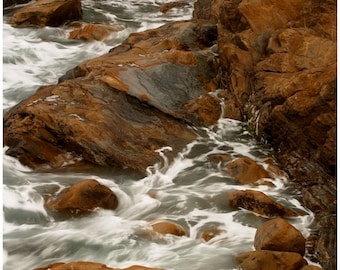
[3, 0, 318, 269]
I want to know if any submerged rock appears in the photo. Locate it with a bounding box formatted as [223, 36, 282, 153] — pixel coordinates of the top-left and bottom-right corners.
[9, 0, 82, 27]
[229, 189, 298, 217]
[149, 220, 187, 237]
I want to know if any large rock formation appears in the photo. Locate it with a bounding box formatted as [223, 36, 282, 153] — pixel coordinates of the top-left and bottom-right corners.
[193, 0, 336, 268]
[4, 20, 219, 174]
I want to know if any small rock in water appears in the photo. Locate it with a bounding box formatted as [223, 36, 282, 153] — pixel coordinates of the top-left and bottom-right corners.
[228, 189, 298, 217]
[45, 179, 118, 215]
[149, 220, 187, 237]
[225, 157, 273, 186]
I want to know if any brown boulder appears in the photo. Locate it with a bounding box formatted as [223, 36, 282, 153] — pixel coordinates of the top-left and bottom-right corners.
[235, 250, 307, 270]
[34, 262, 163, 270]
[4, 79, 196, 174]
[46, 179, 118, 214]
[225, 157, 272, 185]
[68, 22, 124, 41]
[254, 218, 306, 256]
[200, 227, 224, 242]
[229, 189, 298, 217]
[9, 0, 82, 27]
[150, 220, 187, 237]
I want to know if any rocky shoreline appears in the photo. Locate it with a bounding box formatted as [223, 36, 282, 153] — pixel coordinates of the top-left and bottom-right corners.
[3, 0, 336, 269]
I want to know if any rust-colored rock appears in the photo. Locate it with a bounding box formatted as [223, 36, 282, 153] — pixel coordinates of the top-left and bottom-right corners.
[4, 21, 220, 174]
[68, 22, 124, 41]
[200, 227, 224, 242]
[9, 0, 82, 27]
[254, 218, 306, 256]
[235, 250, 307, 270]
[159, 1, 190, 13]
[46, 179, 118, 214]
[150, 220, 187, 237]
[229, 189, 298, 217]
[193, 1, 336, 266]
[225, 157, 272, 185]
[34, 261, 163, 270]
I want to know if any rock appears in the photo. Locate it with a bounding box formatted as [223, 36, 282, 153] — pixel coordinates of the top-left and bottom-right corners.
[4, 20, 219, 174]
[68, 22, 124, 41]
[34, 261, 163, 270]
[225, 157, 272, 185]
[194, 0, 336, 268]
[4, 79, 196, 174]
[45, 179, 118, 214]
[235, 250, 307, 270]
[4, 0, 31, 8]
[159, 1, 190, 13]
[229, 189, 298, 217]
[300, 266, 323, 270]
[9, 0, 82, 27]
[61, 21, 219, 125]
[254, 218, 306, 256]
[200, 227, 224, 242]
[150, 220, 187, 237]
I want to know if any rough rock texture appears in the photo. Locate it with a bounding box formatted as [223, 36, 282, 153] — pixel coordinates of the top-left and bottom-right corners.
[68, 22, 124, 41]
[9, 0, 82, 27]
[3, 21, 219, 175]
[34, 261, 163, 270]
[235, 250, 307, 270]
[254, 218, 306, 256]
[46, 179, 118, 214]
[150, 220, 187, 237]
[225, 157, 272, 186]
[229, 189, 298, 217]
[193, 0, 336, 268]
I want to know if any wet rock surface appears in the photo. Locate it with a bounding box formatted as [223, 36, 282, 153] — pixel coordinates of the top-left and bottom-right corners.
[9, 0, 82, 27]
[34, 261, 163, 270]
[3, 0, 336, 269]
[235, 250, 307, 270]
[254, 218, 306, 256]
[193, 0, 336, 268]
[45, 179, 118, 215]
[229, 189, 298, 217]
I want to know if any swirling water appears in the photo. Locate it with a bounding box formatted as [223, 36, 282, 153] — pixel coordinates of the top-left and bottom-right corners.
[3, 1, 316, 269]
